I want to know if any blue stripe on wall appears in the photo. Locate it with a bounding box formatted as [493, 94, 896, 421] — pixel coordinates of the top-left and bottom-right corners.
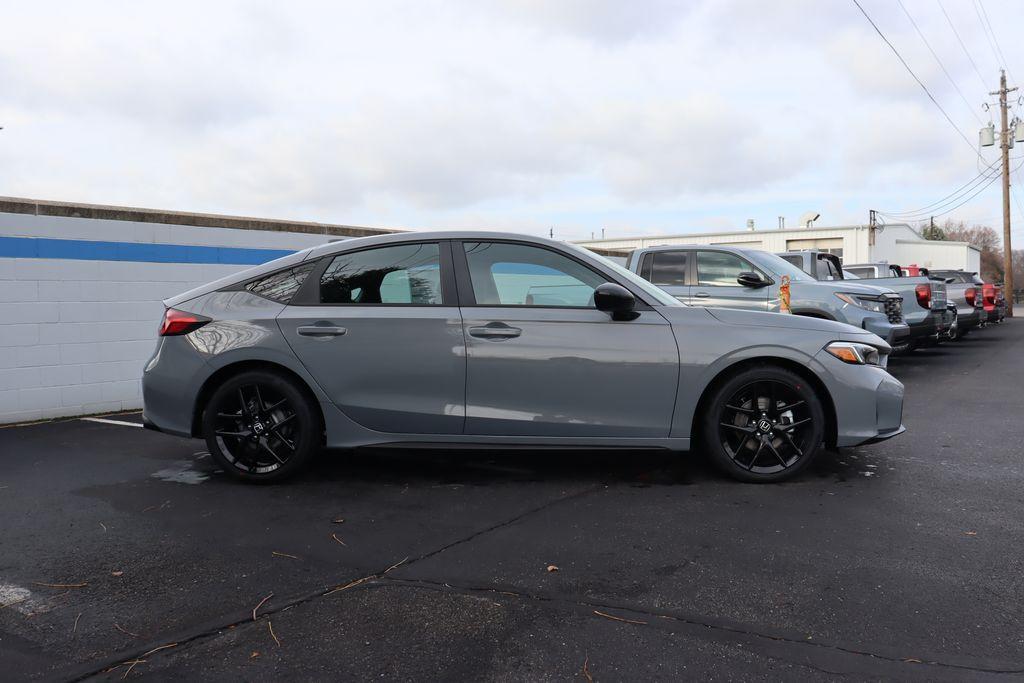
[0, 236, 295, 265]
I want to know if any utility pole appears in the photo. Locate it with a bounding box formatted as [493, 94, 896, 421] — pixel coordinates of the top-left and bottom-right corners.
[992, 70, 1017, 315]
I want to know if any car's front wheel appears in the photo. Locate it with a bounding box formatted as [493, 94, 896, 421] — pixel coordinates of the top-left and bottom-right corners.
[702, 365, 826, 483]
[202, 370, 320, 483]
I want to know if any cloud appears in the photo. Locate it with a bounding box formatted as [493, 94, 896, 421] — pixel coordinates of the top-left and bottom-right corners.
[0, 0, 1020, 239]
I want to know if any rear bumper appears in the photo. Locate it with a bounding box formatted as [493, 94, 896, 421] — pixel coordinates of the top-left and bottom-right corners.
[863, 317, 909, 345]
[958, 307, 982, 330]
[906, 311, 946, 340]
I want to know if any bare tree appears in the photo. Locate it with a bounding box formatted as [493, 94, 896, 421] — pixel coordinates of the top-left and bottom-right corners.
[940, 219, 1004, 281]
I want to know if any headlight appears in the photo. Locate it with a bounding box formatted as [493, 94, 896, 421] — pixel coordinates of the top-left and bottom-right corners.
[825, 341, 882, 366]
[835, 292, 885, 313]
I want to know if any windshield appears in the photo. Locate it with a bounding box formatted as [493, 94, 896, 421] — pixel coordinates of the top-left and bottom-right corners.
[745, 250, 814, 282]
[569, 244, 683, 306]
[842, 270, 861, 279]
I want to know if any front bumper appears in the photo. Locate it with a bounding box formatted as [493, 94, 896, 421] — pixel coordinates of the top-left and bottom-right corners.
[815, 349, 905, 448]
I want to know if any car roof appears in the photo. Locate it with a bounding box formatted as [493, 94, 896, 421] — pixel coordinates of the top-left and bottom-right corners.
[305, 230, 570, 259]
[627, 244, 760, 254]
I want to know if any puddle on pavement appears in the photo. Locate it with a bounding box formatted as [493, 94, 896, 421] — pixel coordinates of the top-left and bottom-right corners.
[151, 460, 210, 485]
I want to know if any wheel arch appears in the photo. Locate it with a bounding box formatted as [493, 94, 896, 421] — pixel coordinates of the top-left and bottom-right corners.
[191, 359, 325, 439]
[690, 356, 838, 449]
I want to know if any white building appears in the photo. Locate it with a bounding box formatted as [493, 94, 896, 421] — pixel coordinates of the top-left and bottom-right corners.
[575, 222, 981, 272]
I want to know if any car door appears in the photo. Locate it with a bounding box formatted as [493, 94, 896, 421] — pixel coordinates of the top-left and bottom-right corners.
[637, 250, 691, 303]
[455, 240, 678, 438]
[691, 249, 770, 310]
[277, 241, 466, 434]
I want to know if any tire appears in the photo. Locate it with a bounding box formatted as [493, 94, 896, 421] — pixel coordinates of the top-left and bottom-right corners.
[202, 370, 320, 483]
[701, 365, 826, 483]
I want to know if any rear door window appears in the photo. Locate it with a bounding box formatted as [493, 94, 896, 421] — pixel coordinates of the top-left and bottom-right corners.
[648, 251, 688, 286]
[320, 243, 442, 305]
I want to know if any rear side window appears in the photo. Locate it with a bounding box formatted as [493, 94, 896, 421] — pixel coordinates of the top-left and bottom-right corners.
[246, 262, 316, 303]
[779, 254, 806, 271]
[649, 251, 688, 286]
[320, 243, 442, 305]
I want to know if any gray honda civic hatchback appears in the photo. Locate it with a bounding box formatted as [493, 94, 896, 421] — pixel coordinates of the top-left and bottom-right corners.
[142, 232, 905, 483]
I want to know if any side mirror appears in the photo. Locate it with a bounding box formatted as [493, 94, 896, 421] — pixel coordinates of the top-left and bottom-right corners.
[594, 282, 639, 321]
[736, 271, 769, 288]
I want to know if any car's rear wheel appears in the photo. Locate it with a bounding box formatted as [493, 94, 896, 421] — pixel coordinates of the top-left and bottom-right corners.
[702, 366, 826, 483]
[202, 370, 320, 483]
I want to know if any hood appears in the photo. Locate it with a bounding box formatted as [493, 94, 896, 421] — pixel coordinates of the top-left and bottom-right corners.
[793, 279, 895, 296]
[704, 306, 867, 334]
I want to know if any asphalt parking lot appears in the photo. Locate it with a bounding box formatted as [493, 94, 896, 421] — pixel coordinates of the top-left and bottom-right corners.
[2, 321, 1023, 681]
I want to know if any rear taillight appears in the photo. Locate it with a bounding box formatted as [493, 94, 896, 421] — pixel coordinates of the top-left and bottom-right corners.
[159, 308, 210, 336]
[914, 284, 931, 309]
[965, 287, 976, 306]
[983, 284, 996, 309]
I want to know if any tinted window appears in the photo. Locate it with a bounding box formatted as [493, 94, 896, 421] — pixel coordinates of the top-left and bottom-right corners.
[640, 253, 654, 281]
[696, 251, 754, 287]
[463, 242, 606, 307]
[247, 262, 316, 303]
[779, 254, 805, 270]
[649, 251, 688, 286]
[320, 243, 442, 305]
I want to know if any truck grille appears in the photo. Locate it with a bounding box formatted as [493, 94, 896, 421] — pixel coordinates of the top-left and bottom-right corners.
[883, 295, 903, 324]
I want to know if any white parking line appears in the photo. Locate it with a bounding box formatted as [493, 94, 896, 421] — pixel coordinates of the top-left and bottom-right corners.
[80, 417, 143, 428]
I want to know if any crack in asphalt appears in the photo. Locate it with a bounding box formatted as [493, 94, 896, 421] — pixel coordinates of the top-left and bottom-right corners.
[59, 475, 1024, 680]
[373, 577, 1024, 677]
[64, 483, 605, 681]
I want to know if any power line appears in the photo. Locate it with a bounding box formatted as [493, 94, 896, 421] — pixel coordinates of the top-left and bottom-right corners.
[937, 0, 989, 92]
[881, 160, 1000, 217]
[852, 0, 984, 161]
[879, 171, 1001, 221]
[897, 0, 983, 125]
[972, 0, 1006, 72]
[879, 157, 1024, 219]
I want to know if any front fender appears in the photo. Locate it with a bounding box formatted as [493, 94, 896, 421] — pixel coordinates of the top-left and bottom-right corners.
[670, 343, 829, 439]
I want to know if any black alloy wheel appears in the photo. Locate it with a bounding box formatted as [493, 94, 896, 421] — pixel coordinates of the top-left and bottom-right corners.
[203, 370, 319, 482]
[703, 366, 825, 483]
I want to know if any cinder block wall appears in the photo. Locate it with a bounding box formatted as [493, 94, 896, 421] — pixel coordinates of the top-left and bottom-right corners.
[0, 198, 394, 424]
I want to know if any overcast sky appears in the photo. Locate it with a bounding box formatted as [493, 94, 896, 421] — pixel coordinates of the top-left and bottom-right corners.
[1, 0, 1022, 241]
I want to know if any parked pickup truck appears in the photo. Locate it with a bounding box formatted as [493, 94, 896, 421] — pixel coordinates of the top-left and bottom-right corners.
[927, 270, 986, 338]
[842, 262, 950, 349]
[622, 244, 910, 344]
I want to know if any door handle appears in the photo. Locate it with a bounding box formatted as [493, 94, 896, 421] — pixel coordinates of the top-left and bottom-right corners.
[693, 292, 710, 298]
[297, 325, 348, 337]
[468, 323, 522, 340]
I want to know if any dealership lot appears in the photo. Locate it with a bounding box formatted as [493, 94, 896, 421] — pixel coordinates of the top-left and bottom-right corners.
[1, 322, 1022, 681]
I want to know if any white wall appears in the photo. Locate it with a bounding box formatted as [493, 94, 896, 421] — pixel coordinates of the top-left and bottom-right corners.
[888, 239, 981, 271]
[0, 213, 340, 424]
